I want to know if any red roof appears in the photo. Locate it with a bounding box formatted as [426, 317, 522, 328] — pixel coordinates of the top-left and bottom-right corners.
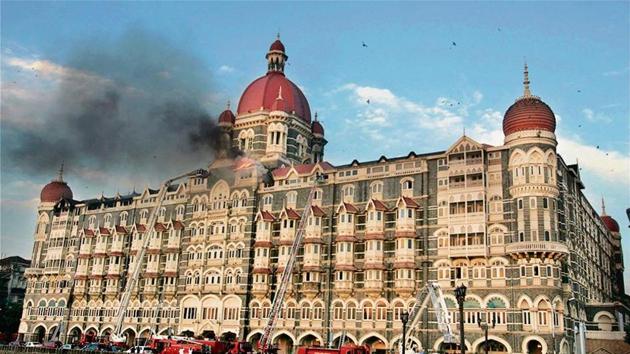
[601, 215, 620, 233]
[257, 211, 276, 222]
[173, 221, 185, 230]
[269, 39, 285, 52]
[218, 109, 235, 125]
[503, 97, 556, 136]
[135, 224, 147, 232]
[311, 205, 326, 217]
[343, 202, 359, 214]
[83, 229, 95, 236]
[237, 72, 311, 123]
[284, 208, 301, 220]
[40, 180, 73, 203]
[402, 197, 420, 208]
[370, 199, 388, 211]
[312, 120, 324, 136]
[115, 226, 127, 234]
[99, 227, 110, 235]
[155, 223, 167, 232]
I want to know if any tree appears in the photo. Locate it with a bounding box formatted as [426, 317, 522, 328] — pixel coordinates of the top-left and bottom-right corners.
[0, 301, 23, 342]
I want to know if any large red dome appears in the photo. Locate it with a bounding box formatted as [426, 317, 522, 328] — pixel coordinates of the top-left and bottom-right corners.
[41, 181, 73, 203]
[602, 215, 620, 233]
[503, 97, 556, 136]
[237, 72, 311, 123]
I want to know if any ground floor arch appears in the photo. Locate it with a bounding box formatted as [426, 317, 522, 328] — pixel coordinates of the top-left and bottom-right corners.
[273, 332, 295, 354]
[121, 327, 137, 346]
[390, 335, 422, 352]
[472, 336, 511, 353]
[360, 333, 388, 354]
[331, 332, 358, 347]
[298, 331, 324, 347]
[33, 324, 46, 343]
[433, 337, 471, 354]
[67, 326, 82, 344]
[522, 336, 547, 354]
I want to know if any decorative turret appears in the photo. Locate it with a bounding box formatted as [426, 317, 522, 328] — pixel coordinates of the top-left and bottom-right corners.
[218, 101, 236, 127]
[601, 197, 620, 234]
[266, 33, 287, 74]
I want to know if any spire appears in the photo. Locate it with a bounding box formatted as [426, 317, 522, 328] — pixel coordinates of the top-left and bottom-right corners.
[226, 100, 231, 110]
[56, 162, 65, 182]
[523, 61, 532, 98]
[314, 112, 318, 121]
[602, 196, 607, 215]
[277, 32, 280, 40]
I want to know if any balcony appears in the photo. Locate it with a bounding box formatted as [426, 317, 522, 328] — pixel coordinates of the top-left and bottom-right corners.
[394, 279, 414, 297]
[449, 244, 487, 258]
[505, 241, 569, 259]
[334, 280, 353, 296]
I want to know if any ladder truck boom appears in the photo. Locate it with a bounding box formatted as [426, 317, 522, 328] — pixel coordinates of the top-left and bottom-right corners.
[111, 168, 208, 343]
[259, 174, 326, 351]
[402, 282, 454, 353]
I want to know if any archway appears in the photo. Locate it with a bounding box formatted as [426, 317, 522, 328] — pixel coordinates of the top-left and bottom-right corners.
[527, 340, 543, 354]
[363, 335, 387, 354]
[47, 326, 58, 341]
[101, 328, 112, 342]
[299, 334, 321, 347]
[439, 343, 464, 354]
[33, 325, 46, 343]
[248, 332, 262, 348]
[332, 333, 357, 348]
[274, 333, 295, 354]
[84, 328, 98, 344]
[476, 339, 508, 353]
[68, 327, 82, 345]
[138, 328, 152, 346]
[122, 328, 137, 347]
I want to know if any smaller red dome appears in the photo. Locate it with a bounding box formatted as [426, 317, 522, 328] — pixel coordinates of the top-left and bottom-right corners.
[312, 120, 324, 136]
[269, 39, 285, 52]
[41, 181, 73, 203]
[218, 109, 235, 125]
[602, 215, 620, 233]
[503, 97, 556, 136]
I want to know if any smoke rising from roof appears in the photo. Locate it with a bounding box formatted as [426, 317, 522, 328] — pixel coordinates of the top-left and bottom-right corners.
[2, 29, 234, 186]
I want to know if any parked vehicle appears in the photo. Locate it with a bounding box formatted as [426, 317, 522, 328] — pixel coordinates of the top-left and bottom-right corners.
[24, 342, 42, 347]
[61, 343, 74, 349]
[295, 345, 370, 354]
[8, 340, 24, 347]
[126, 345, 155, 353]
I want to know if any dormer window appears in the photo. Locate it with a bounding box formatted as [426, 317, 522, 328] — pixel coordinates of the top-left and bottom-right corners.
[342, 185, 355, 203]
[104, 214, 112, 228]
[120, 212, 128, 226]
[370, 181, 384, 199]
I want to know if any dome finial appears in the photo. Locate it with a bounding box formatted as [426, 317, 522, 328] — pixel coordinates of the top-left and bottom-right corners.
[314, 112, 318, 121]
[227, 100, 231, 110]
[523, 61, 532, 98]
[56, 162, 65, 182]
[277, 32, 280, 40]
[602, 196, 607, 215]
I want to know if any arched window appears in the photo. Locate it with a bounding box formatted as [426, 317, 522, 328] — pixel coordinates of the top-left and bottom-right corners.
[120, 212, 128, 226]
[104, 214, 112, 228]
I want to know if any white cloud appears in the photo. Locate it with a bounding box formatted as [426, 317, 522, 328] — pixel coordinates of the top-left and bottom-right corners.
[557, 135, 630, 186]
[582, 108, 612, 123]
[217, 65, 235, 74]
[6, 57, 110, 85]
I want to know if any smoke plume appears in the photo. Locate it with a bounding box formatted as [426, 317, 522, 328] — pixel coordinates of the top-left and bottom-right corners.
[1, 28, 235, 186]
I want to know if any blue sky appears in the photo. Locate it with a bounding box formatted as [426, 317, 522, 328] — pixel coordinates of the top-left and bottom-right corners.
[1, 2, 629, 287]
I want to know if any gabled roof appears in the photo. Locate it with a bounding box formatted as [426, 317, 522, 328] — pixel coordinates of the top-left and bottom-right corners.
[135, 224, 147, 233]
[337, 202, 359, 214]
[172, 220, 186, 230]
[256, 210, 276, 222]
[281, 208, 301, 220]
[98, 227, 110, 235]
[272, 161, 335, 179]
[367, 199, 388, 211]
[446, 135, 483, 154]
[155, 223, 167, 232]
[115, 226, 128, 234]
[83, 228, 95, 236]
[311, 205, 326, 217]
[398, 196, 420, 208]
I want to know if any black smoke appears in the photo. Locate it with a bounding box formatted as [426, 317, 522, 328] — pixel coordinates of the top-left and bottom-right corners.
[2, 28, 236, 185]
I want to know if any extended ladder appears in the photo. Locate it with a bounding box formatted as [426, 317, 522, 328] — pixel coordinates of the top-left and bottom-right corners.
[259, 175, 325, 351]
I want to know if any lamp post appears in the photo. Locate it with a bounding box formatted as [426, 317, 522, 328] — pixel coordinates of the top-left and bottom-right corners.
[401, 310, 409, 354]
[477, 312, 496, 354]
[454, 284, 467, 354]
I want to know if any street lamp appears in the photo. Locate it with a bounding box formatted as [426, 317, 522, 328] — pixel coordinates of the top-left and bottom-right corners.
[401, 310, 409, 354]
[477, 311, 496, 354]
[454, 284, 467, 354]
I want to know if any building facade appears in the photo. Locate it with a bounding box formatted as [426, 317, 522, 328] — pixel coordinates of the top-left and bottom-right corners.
[0, 256, 30, 306]
[19, 39, 628, 354]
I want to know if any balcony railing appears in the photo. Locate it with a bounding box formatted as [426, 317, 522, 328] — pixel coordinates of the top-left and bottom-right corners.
[506, 241, 569, 258]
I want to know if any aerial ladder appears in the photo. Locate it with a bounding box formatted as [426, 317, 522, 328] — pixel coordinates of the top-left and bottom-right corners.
[258, 174, 326, 353]
[110, 168, 208, 344]
[400, 282, 454, 354]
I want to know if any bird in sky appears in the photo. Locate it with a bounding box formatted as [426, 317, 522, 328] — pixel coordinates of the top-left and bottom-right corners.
[366, 99, 370, 104]
[452, 41, 457, 46]
[577, 89, 582, 93]
[362, 41, 368, 48]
